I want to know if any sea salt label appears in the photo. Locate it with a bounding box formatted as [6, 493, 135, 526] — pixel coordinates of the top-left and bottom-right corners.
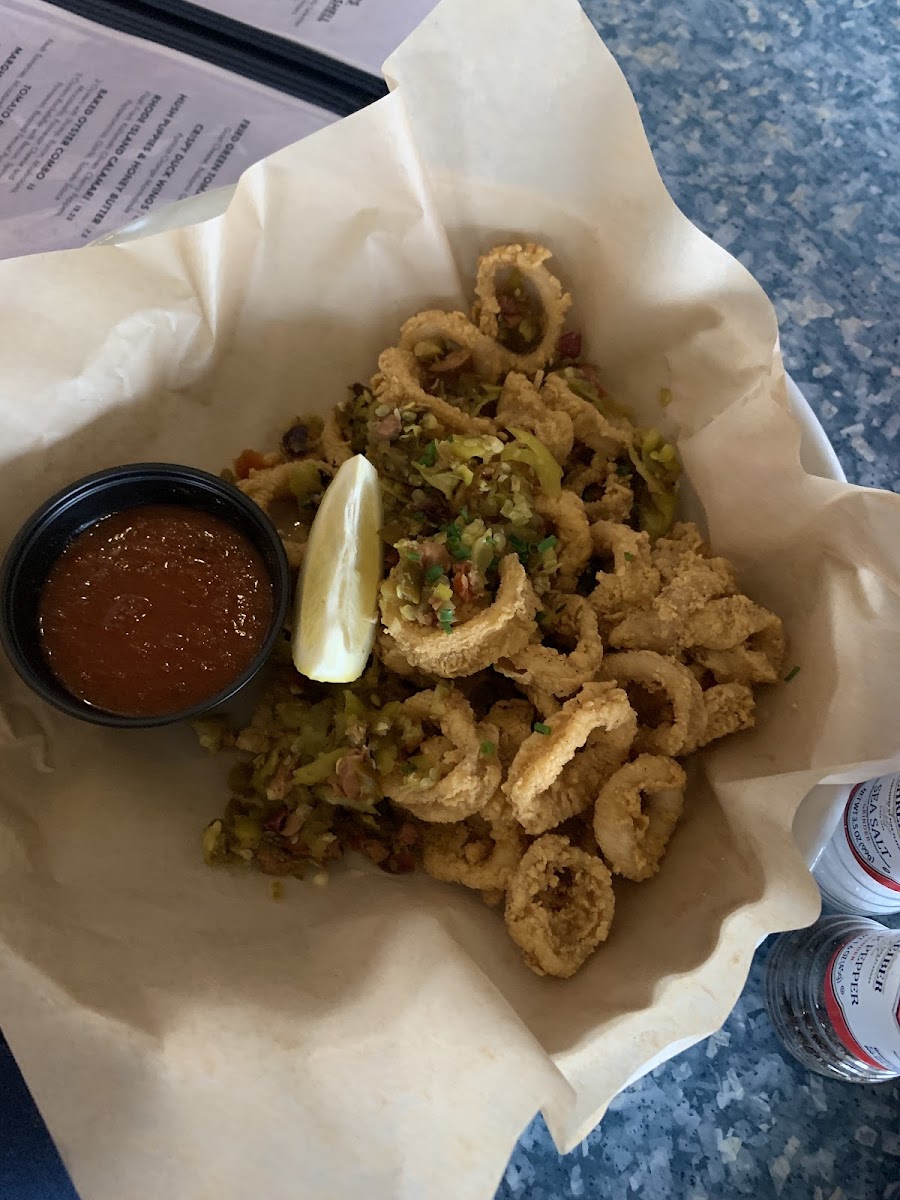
[824, 932, 900, 1072]
[842, 773, 900, 891]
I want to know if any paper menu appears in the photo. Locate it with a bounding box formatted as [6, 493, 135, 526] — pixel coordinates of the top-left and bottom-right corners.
[0, 0, 335, 258]
[182, 0, 439, 75]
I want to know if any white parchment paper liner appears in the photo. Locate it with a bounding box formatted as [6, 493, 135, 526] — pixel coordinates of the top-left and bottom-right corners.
[0, 2, 898, 1197]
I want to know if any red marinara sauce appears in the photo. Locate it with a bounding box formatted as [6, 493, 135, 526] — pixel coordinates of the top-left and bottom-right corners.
[38, 504, 273, 717]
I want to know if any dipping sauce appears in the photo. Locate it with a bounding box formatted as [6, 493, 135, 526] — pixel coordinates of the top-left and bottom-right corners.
[38, 504, 273, 717]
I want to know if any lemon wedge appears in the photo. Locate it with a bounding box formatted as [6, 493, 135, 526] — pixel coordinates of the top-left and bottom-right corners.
[292, 454, 383, 682]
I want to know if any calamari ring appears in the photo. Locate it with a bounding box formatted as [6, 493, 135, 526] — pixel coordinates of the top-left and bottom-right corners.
[690, 683, 756, 751]
[497, 372, 574, 463]
[421, 815, 527, 892]
[485, 698, 535, 769]
[520, 685, 563, 719]
[593, 754, 687, 881]
[598, 650, 707, 757]
[682, 596, 783, 652]
[237, 460, 319, 569]
[374, 346, 494, 436]
[373, 628, 436, 687]
[472, 242, 572, 374]
[504, 834, 615, 978]
[589, 520, 661, 622]
[380, 553, 539, 678]
[541, 372, 633, 458]
[398, 309, 508, 382]
[535, 490, 592, 592]
[497, 593, 603, 697]
[382, 689, 501, 822]
[502, 682, 635, 834]
[607, 609, 680, 655]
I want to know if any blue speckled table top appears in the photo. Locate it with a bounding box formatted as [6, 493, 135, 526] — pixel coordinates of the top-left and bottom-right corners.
[1, 1, 898, 1199]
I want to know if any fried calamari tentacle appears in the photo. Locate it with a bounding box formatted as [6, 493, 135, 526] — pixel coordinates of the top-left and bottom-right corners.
[593, 755, 687, 881]
[321, 409, 353, 467]
[589, 520, 661, 623]
[497, 372, 574, 463]
[486, 698, 536, 769]
[502, 682, 635, 834]
[505, 834, 615, 978]
[535, 490, 591, 592]
[598, 650, 707, 757]
[398, 309, 508, 382]
[607, 544, 738, 653]
[651, 522, 709, 583]
[682, 596, 782, 652]
[497, 593, 603, 697]
[566, 454, 634, 524]
[691, 619, 786, 686]
[682, 595, 785, 687]
[541, 372, 633, 459]
[472, 243, 572, 374]
[380, 554, 540, 678]
[688, 683, 756, 751]
[236, 460, 318, 569]
[382, 689, 501, 822]
[374, 346, 495, 436]
[421, 815, 527, 892]
[652, 555, 738, 627]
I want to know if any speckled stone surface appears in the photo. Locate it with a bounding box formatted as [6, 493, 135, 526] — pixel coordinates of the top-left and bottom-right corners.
[496, 2, 900, 1198]
[1, 2, 898, 1199]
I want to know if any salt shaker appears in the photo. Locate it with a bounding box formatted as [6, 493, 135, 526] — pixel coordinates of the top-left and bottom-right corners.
[766, 915, 900, 1082]
[812, 772, 900, 916]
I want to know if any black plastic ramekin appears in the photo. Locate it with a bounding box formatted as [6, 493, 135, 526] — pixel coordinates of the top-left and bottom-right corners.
[0, 463, 290, 728]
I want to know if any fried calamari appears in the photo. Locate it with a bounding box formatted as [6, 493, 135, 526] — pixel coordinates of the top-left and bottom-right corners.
[201, 243, 787, 979]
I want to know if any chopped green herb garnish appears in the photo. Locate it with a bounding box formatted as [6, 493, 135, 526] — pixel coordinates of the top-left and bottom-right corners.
[413, 511, 427, 522]
[784, 665, 801, 682]
[616, 462, 631, 477]
[419, 440, 437, 467]
[533, 722, 551, 735]
[480, 740, 496, 756]
[624, 551, 635, 562]
[406, 550, 422, 562]
[508, 533, 530, 554]
[536, 535, 558, 553]
[425, 564, 445, 583]
[451, 545, 470, 560]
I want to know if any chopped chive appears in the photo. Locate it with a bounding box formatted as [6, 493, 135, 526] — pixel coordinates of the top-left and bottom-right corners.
[624, 551, 635, 562]
[425, 564, 445, 583]
[419, 440, 437, 467]
[458, 507, 469, 523]
[533, 722, 551, 735]
[784, 665, 801, 682]
[406, 550, 422, 562]
[451, 545, 470, 560]
[536, 535, 558, 553]
[480, 740, 496, 756]
[616, 462, 631, 476]
[413, 510, 427, 521]
[509, 533, 530, 554]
